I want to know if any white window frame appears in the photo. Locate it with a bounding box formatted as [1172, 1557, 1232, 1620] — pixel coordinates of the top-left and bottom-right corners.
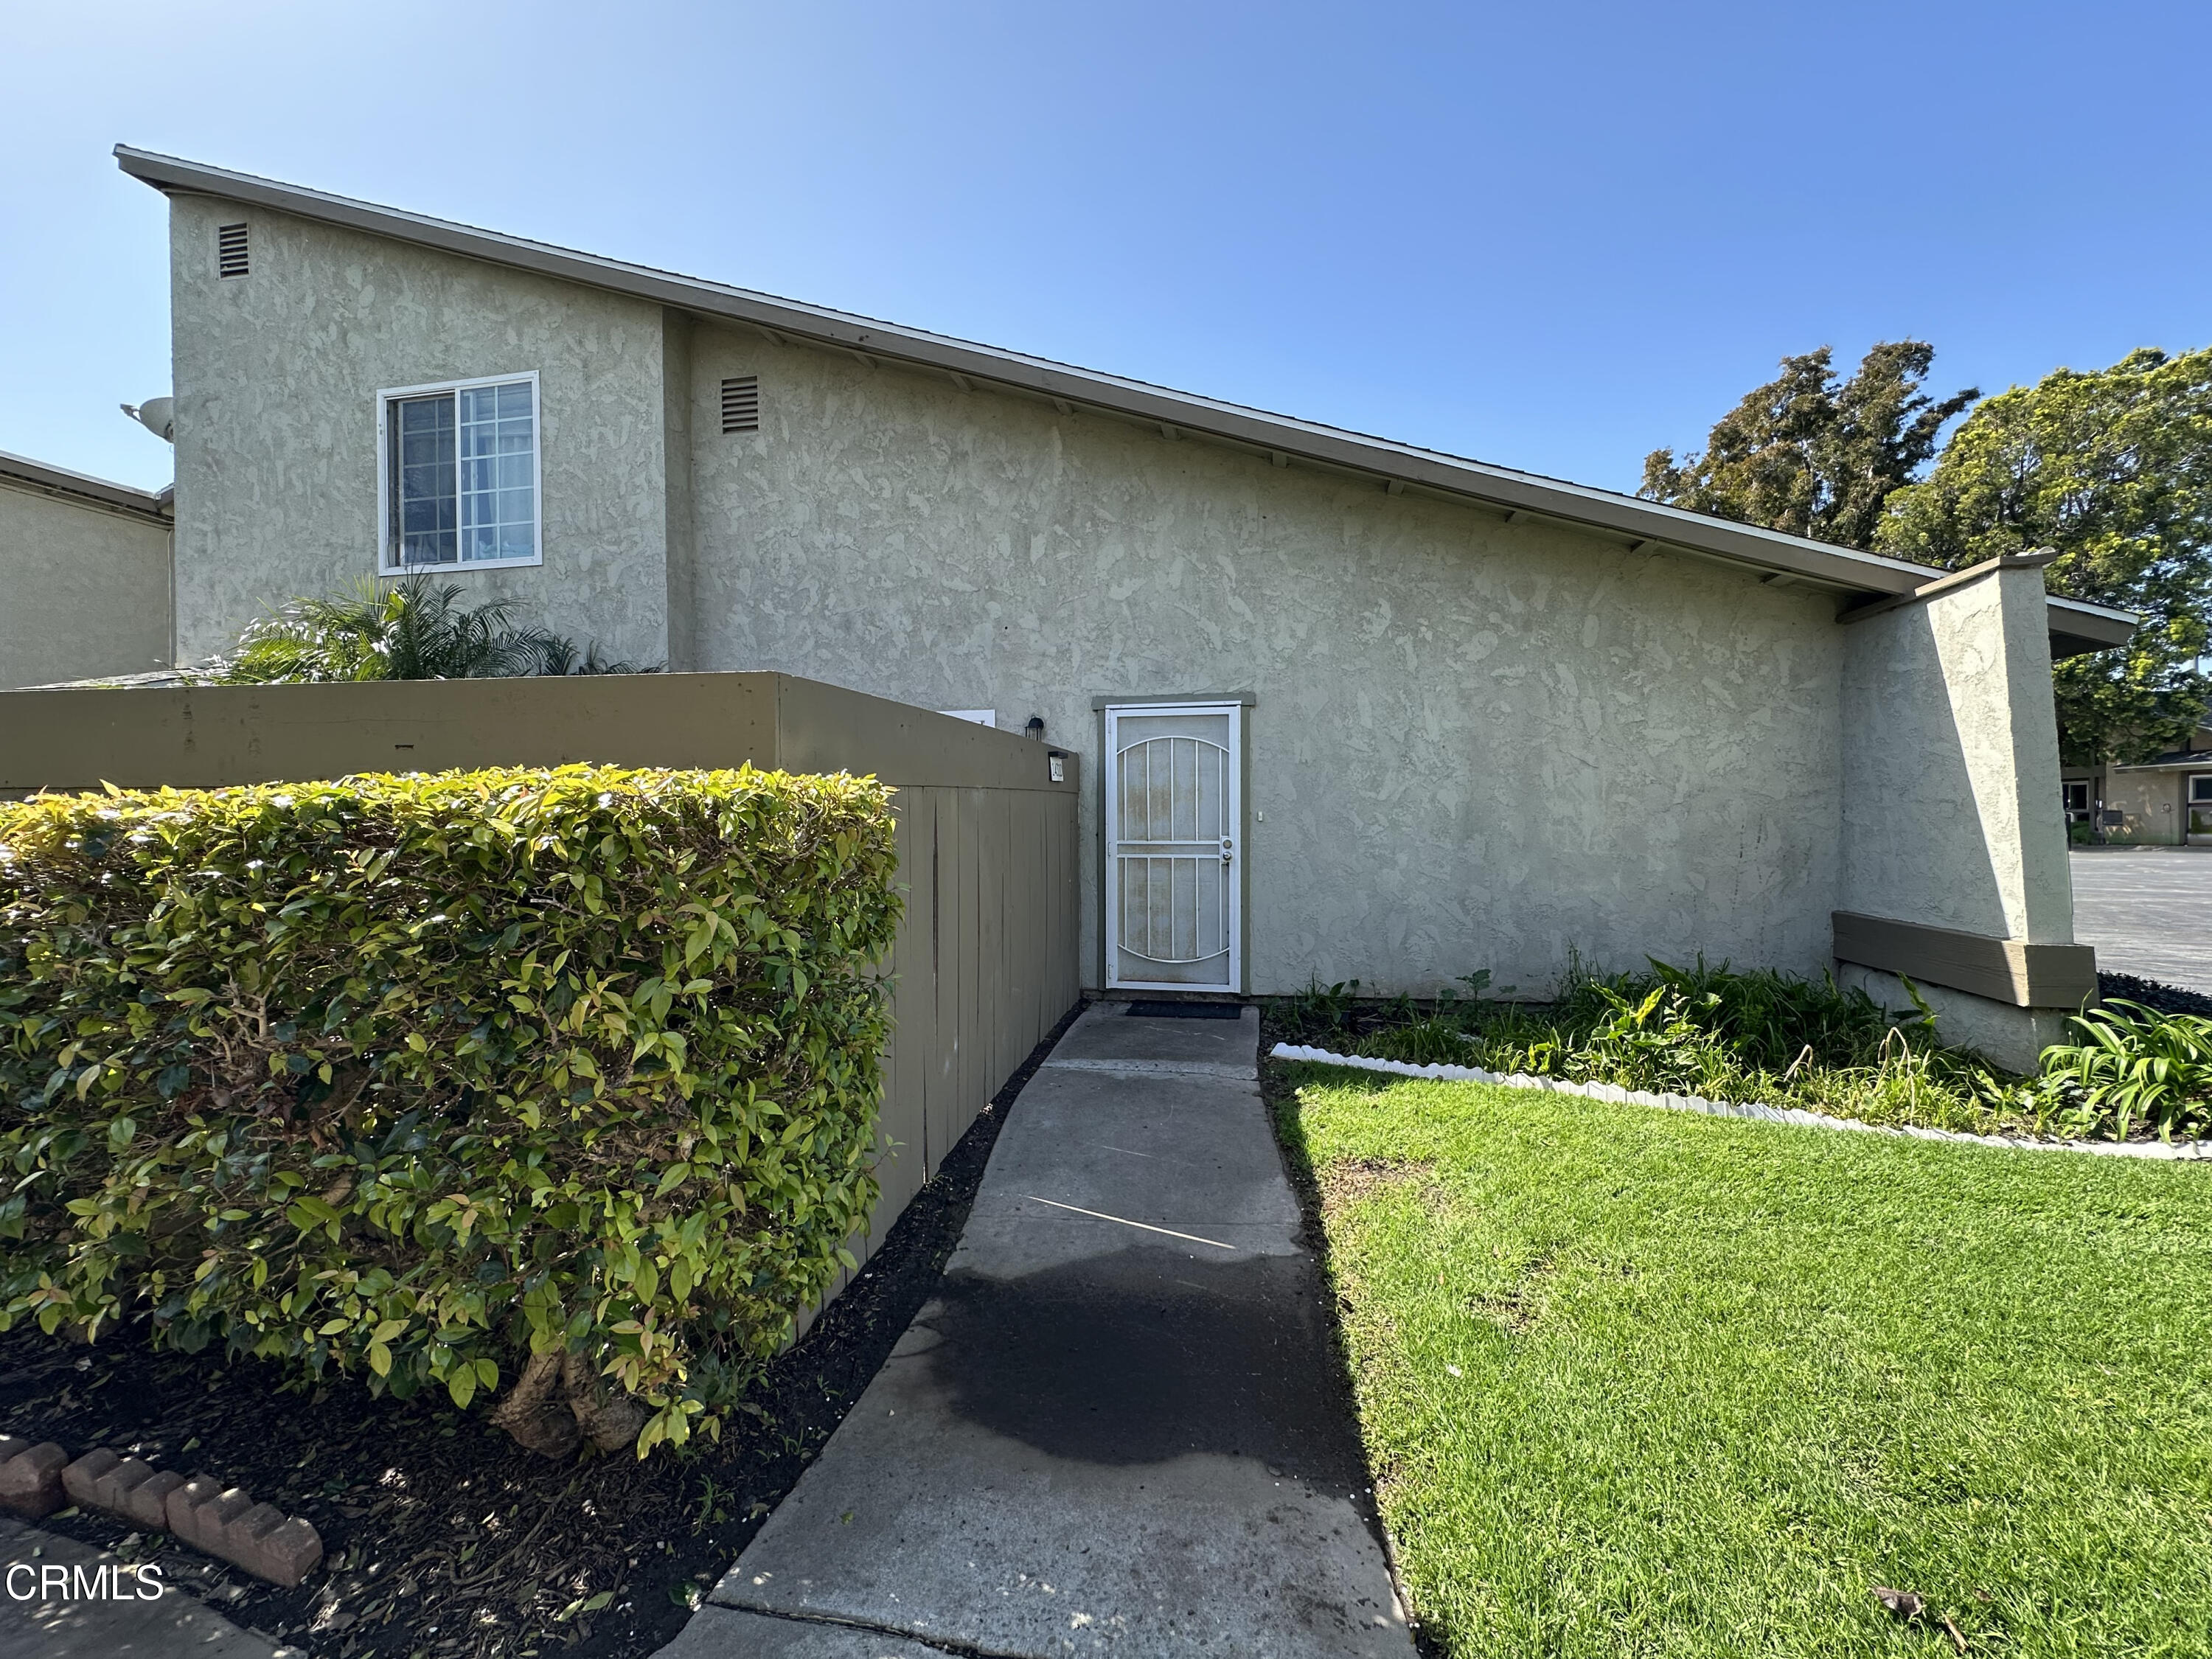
[374, 370, 544, 574]
[2191, 773, 2212, 804]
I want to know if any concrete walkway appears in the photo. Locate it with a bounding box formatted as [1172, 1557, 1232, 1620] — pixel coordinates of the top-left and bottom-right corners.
[0, 1519, 286, 1659]
[660, 1004, 1413, 1658]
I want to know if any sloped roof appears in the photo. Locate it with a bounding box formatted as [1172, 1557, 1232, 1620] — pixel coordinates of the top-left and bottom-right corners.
[2047, 594, 2143, 659]
[113, 145, 2136, 655]
[0, 448, 170, 521]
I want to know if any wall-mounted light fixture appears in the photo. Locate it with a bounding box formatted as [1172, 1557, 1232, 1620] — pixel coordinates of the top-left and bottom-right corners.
[1024, 715, 1046, 741]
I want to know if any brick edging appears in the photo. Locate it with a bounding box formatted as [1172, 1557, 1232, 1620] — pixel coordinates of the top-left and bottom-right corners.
[0, 1434, 322, 1586]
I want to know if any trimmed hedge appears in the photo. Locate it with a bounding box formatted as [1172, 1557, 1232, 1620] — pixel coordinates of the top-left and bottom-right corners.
[0, 765, 900, 1456]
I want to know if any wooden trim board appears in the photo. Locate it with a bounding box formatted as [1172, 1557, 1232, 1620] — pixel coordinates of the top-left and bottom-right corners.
[1832, 911, 2097, 1009]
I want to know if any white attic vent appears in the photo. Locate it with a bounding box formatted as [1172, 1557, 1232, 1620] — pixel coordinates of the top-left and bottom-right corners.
[217, 223, 249, 278]
[720, 375, 760, 434]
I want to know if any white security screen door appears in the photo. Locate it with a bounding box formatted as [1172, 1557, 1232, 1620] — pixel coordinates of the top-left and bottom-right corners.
[1105, 703, 1242, 991]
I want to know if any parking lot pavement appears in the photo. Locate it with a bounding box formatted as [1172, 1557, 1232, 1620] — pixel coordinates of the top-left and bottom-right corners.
[2070, 849, 2212, 995]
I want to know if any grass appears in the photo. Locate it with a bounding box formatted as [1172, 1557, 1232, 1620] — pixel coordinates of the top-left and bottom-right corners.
[1277, 1063, 2212, 1658]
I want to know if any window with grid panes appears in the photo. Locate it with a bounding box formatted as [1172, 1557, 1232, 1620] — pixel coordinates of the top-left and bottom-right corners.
[380, 375, 540, 569]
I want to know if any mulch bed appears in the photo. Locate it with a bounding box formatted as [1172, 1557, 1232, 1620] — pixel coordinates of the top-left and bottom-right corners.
[2098, 970, 2212, 1018]
[0, 1000, 1083, 1659]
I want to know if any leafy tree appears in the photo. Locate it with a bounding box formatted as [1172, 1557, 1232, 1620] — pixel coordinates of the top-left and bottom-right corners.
[212, 575, 656, 683]
[1641, 341, 1978, 549]
[1877, 347, 2212, 765]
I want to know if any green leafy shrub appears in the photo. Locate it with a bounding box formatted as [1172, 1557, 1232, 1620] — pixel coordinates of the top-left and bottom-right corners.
[1284, 958, 2106, 1140]
[2036, 998, 2212, 1141]
[0, 765, 899, 1458]
[1280, 976, 1366, 1043]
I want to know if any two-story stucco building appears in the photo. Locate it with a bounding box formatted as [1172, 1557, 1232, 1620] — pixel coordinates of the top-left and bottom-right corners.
[104, 145, 2140, 1065]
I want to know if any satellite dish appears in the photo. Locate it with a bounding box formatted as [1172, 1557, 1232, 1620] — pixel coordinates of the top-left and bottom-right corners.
[121, 396, 175, 442]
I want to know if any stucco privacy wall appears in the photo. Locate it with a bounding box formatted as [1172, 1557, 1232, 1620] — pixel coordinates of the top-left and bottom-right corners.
[1840, 563, 2073, 942]
[684, 325, 1849, 997]
[167, 195, 673, 668]
[0, 478, 171, 689]
[1837, 561, 2080, 1067]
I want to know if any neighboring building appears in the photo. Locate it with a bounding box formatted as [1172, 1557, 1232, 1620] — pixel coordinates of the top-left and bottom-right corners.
[0, 450, 173, 690]
[100, 146, 2146, 1065]
[2064, 720, 2212, 846]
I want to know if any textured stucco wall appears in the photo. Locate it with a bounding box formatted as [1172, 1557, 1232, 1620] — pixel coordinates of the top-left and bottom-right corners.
[171, 215, 2094, 1001]
[1838, 563, 2079, 1062]
[661, 313, 698, 672]
[684, 328, 1848, 997]
[167, 195, 672, 667]
[1840, 565, 2075, 944]
[1834, 965, 2076, 1073]
[0, 481, 171, 689]
[2102, 769, 2185, 845]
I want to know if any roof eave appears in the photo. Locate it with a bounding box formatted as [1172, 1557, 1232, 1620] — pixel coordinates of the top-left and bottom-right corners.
[0, 448, 170, 521]
[116, 145, 1960, 600]
[2044, 594, 2140, 659]
[2110, 755, 2212, 772]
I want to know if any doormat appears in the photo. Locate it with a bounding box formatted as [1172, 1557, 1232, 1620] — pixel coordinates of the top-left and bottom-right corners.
[1124, 1001, 1243, 1019]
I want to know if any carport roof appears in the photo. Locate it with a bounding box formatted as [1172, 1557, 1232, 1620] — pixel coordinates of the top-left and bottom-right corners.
[2115, 750, 2212, 773]
[114, 145, 2132, 657]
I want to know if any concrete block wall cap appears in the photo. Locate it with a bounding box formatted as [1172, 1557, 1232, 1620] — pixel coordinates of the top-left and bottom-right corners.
[1268, 1042, 2212, 1161]
[61, 1447, 120, 1508]
[0, 1441, 69, 1518]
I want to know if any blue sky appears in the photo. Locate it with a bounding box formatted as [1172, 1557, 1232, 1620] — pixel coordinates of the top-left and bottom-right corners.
[5, 1, 2208, 497]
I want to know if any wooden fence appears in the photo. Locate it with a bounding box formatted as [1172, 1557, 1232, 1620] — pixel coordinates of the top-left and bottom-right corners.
[0, 671, 1082, 1313]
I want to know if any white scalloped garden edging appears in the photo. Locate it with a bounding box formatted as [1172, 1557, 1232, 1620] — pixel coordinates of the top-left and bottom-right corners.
[1269, 1043, 2212, 1162]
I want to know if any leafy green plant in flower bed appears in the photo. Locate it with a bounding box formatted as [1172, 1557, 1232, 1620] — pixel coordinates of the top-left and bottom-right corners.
[2037, 998, 2212, 1141]
[0, 765, 900, 1459]
[1279, 957, 2212, 1142]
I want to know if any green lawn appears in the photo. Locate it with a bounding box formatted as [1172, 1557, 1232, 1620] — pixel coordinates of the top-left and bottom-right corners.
[1277, 1065, 2212, 1658]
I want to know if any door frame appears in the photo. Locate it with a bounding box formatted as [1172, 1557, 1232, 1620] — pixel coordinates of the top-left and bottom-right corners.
[1102, 700, 1245, 993]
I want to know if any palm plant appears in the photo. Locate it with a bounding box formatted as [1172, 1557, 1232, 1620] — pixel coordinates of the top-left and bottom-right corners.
[518, 633, 661, 677]
[211, 576, 650, 683]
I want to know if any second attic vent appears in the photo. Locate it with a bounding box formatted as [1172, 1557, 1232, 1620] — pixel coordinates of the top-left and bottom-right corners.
[217, 223, 249, 278]
[720, 375, 760, 434]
